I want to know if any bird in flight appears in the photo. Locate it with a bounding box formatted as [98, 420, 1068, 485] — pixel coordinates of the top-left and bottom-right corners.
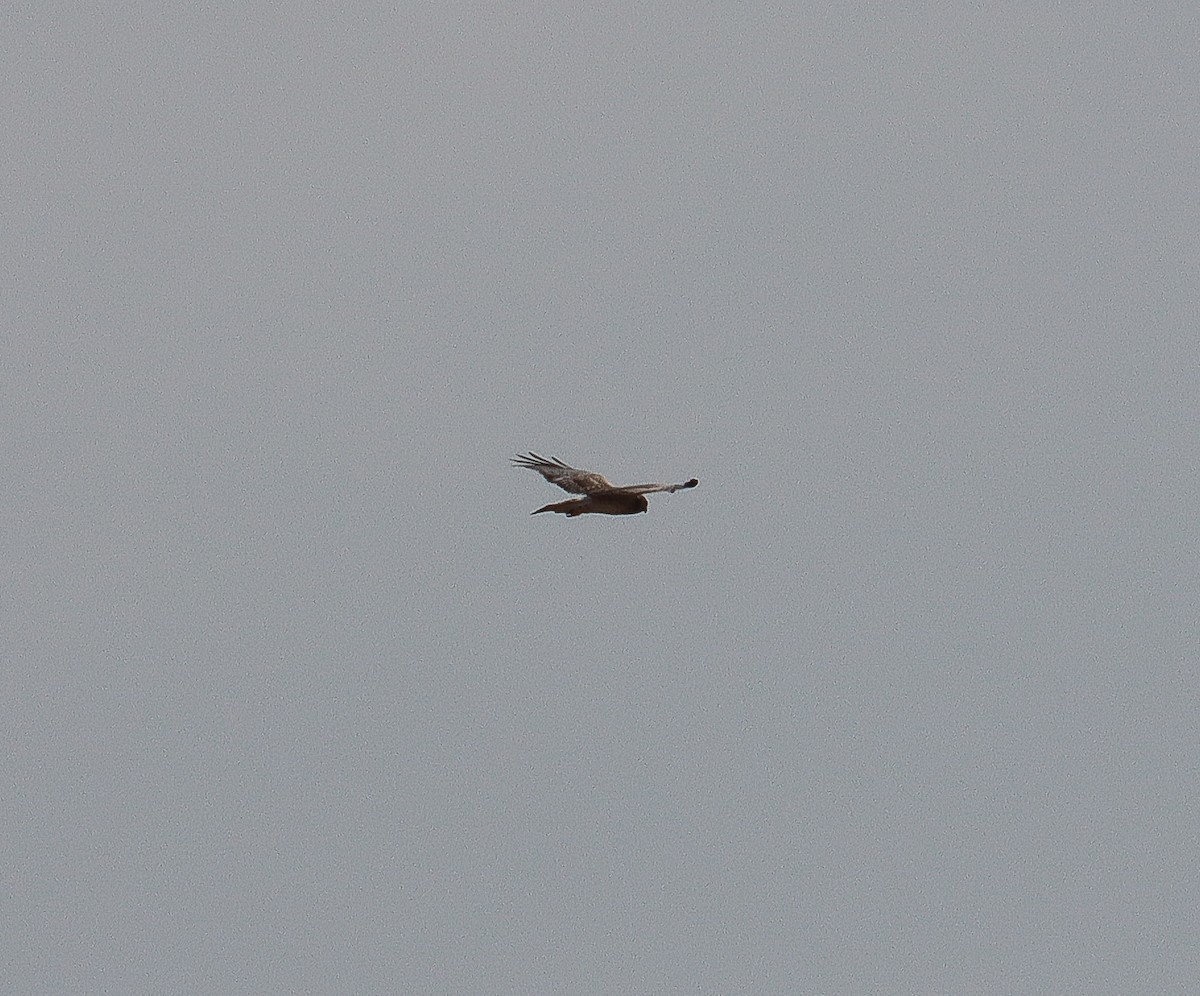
[513, 452, 699, 516]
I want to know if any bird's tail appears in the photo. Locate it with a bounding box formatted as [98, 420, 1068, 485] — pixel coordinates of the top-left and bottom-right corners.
[533, 498, 585, 516]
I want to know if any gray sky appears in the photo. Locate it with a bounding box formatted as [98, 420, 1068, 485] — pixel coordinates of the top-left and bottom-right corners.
[5, 3, 1198, 993]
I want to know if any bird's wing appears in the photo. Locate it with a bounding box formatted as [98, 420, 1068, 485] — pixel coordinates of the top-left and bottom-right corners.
[512, 453, 615, 494]
[617, 478, 700, 496]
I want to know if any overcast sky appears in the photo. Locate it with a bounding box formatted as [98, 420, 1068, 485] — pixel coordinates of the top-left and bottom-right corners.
[4, 3, 1198, 993]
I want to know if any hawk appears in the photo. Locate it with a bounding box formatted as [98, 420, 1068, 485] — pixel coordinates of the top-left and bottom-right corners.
[513, 452, 699, 516]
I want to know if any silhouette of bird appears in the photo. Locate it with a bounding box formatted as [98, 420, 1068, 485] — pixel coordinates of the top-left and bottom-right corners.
[513, 452, 698, 517]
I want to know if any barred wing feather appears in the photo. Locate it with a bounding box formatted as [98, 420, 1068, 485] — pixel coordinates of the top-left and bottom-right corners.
[511, 453, 614, 494]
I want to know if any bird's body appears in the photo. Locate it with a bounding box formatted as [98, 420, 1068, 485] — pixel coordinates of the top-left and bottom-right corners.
[513, 453, 698, 517]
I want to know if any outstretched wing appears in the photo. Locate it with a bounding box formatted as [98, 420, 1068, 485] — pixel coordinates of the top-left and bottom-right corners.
[617, 478, 700, 496]
[512, 453, 615, 494]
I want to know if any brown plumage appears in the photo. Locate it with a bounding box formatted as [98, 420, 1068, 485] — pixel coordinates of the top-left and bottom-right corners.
[513, 452, 698, 517]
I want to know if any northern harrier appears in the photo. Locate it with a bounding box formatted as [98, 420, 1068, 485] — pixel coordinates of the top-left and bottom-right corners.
[513, 452, 699, 517]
